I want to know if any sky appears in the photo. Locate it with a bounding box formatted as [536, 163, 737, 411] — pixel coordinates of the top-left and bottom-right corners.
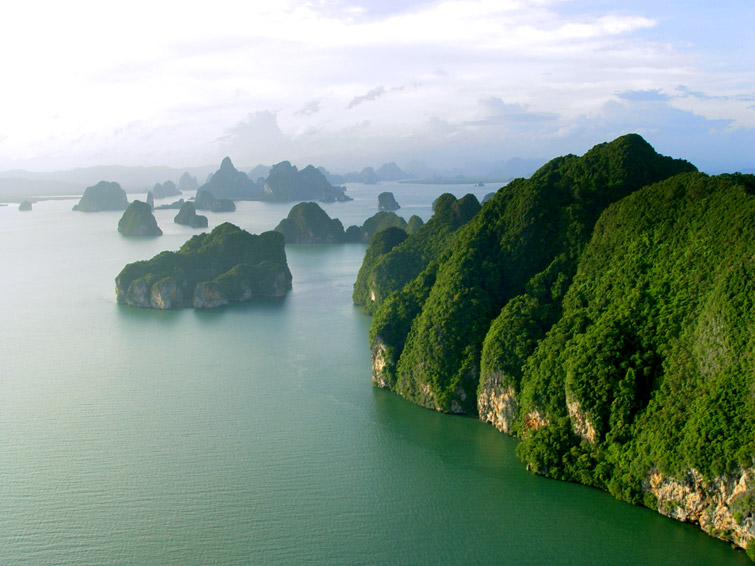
[0, 0, 753, 174]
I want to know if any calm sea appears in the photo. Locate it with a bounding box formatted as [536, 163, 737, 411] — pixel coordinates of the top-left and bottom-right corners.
[0, 183, 748, 565]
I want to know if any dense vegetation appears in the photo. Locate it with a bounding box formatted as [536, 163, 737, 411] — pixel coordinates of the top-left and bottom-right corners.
[359, 211, 407, 242]
[357, 133, 755, 553]
[514, 171, 755, 492]
[115, 223, 291, 309]
[353, 193, 481, 314]
[274, 202, 347, 243]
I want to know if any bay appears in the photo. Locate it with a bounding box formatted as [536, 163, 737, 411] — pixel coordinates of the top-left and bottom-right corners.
[0, 183, 748, 564]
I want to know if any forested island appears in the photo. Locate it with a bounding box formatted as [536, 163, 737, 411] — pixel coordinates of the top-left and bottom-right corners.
[116, 223, 292, 309]
[354, 134, 755, 558]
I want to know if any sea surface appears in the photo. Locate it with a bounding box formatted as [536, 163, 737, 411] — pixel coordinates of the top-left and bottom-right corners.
[0, 182, 749, 565]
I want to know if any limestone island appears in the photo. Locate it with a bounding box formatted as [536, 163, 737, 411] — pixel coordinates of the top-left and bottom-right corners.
[115, 223, 292, 309]
[195, 190, 236, 212]
[151, 180, 181, 199]
[274, 202, 347, 243]
[118, 201, 163, 236]
[174, 201, 208, 228]
[73, 181, 129, 212]
[377, 191, 400, 211]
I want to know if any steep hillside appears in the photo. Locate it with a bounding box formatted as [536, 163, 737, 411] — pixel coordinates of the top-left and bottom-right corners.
[357, 133, 755, 555]
[368, 134, 695, 413]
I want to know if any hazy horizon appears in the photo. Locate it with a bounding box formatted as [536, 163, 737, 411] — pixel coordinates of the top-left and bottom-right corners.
[2, 1, 753, 175]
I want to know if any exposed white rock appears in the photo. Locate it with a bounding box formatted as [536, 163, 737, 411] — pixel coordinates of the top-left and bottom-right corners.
[478, 371, 518, 434]
[645, 465, 755, 551]
[371, 337, 392, 388]
[566, 396, 597, 444]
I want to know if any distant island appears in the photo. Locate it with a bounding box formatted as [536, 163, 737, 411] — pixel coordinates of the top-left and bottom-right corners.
[274, 202, 348, 243]
[400, 176, 508, 185]
[377, 191, 400, 211]
[273, 202, 425, 245]
[151, 180, 181, 199]
[318, 162, 415, 185]
[197, 157, 351, 203]
[174, 201, 208, 228]
[73, 181, 128, 212]
[354, 134, 755, 558]
[115, 223, 292, 309]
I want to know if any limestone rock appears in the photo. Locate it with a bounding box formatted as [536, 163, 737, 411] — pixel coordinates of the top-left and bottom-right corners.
[274, 202, 346, 243]
[477, 371, 518, 435]
[117, 200, 163, 237]
[377, 191, 400, 211]
[151, 181, 181, 199]
[73, 181, 128, 212]
[264, 161, 351, 202]
[115, 223, 291, 309]
[646, 466, 755, 552]
[174, 201, 208, 228]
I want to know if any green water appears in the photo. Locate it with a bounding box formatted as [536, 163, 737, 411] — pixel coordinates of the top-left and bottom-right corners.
[0, 187, 749, 564]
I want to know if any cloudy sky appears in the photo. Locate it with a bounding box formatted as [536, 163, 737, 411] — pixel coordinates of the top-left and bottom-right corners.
[1, 0, 753, 173]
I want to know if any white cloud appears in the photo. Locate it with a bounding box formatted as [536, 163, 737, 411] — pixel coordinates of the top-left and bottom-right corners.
[0, 0, 751, 171]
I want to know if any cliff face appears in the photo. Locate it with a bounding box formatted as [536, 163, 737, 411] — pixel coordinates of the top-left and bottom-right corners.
[116, 223, 292, 309]
[356, 135, 755, 554]
[646, 467, 755, 551]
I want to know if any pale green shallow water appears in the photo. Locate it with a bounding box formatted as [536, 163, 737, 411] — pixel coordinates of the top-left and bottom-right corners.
[0, 184, 749, 565]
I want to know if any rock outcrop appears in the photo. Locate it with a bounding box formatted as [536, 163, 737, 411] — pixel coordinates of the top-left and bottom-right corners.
[117, 201, 162, 236]
[377, 191, 400, 211]
[274, 202, 346, 243]
[174, 201, 208, 228]
[18, 201, 32, 211]
[73, 181, 128, 212]
[115, 223, 291, 309]
[646, 467, 755, 552]
[477, 372, 518, 435]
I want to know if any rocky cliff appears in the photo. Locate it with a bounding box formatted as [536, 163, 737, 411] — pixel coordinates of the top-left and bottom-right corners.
[356, 135, 755, 557]
[646, 466, 755, 554]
